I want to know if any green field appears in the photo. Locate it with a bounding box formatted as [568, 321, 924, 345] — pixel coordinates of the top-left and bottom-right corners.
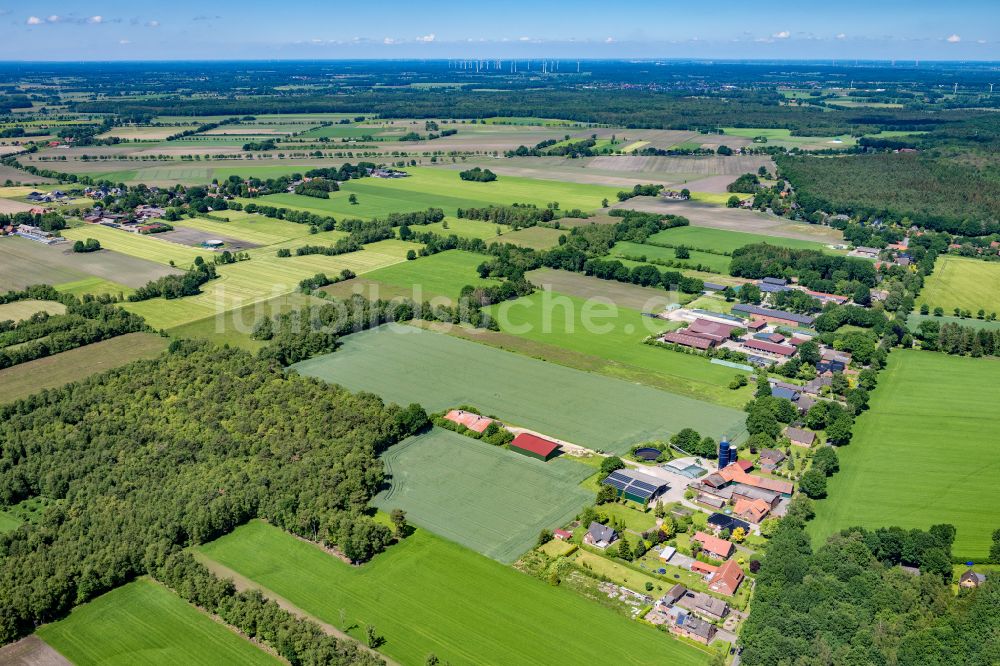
[611, 240, 732, 273]
[198, 521, 709, 666]
[177, 214, 317, 246]
[907, 313, 1000, 332]
[291, 325, 746, 452]
[420, 217, 509, 240]
[36, 578, 280, 666]
[54, 277, 134, 298]
[487, 290, 746, 406]
[0, 299, 66, 322]
[525, 267, 681, 311]
[0, 333, 168, 404]
[0, 511, 20, 533]
[364, 249, 493, 302]
[645, 226, 842, 255]
[809, 350, 1000, 560]
[918, 256, 1000, 315]
[376, 428, 593, 563]
[243, 167, 620, 221]
[124, 239, 417, 330]
[498, 226, 566, 249]
[721, 127, 857, 148]
[61, 226, 209, 268]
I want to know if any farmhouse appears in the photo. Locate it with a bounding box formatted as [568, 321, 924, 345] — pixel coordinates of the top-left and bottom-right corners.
[732, 304, 816, 328]
[602, 468, 669, 503]
[706, 462, 794, 498]
[444, 409, 496, 433]
[687, 318, 738, 342]
[959, 568, 987, 588]
[661, 331, 714, 350]
[692, 531, 734, 560]
[785, 427, 816, 448]
[669, 585, 730, 621]
[770, 385, 801, 401]
[553, 528, 573, 541]
[849, 246, 880, 260]
[708, 559, 746, 596]
[759, 448, 787, 472]
[731, 484, 782, 508]
[733, 497, 771, 523]
[584, 522, 617, 549]
[509, 433, 560, 461]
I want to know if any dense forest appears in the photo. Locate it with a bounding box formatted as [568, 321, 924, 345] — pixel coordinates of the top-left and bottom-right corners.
[741, 521, 998, 665]
[778, 153, 1000, 235]
[0, 341, 427, 644]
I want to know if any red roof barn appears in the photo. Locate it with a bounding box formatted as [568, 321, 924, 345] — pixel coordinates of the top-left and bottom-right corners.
[509, 433, 560, 461]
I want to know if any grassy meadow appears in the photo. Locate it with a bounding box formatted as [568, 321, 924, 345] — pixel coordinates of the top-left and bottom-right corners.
[809, 350, 1000, 560]
[363, 249, 493, 302]
[646, 225, 842, 255]
[487, 290, 746, 406]
[918, 256, 1000, 315]
[376, 427, 593, 563]
[198, 521, 710, 666]
[36, 578, 280, 666]
[0, 299, 66, 322]
[291, 325, 747, 452]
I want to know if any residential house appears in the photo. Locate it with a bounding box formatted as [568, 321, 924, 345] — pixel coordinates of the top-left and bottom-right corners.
[671, 612, 717, 645]
[733, 497, 771, 523]
[692, 531, 734, 560]
[673, 587, 730, 621]
[553, 528, 573, 541]
[717, 462, 794, 497]
[785, 427, 816, 448]
[690, 560, 718, 576]
[706, 513, 750, 536]
[959, 568, 987, 588]
[443, 409, 495, 434]
[708, 559, 746, 596]
[759, 448, 787, 472]
[584, 522, 617, 549]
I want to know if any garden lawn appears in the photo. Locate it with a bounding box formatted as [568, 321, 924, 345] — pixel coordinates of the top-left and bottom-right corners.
[291, 325, 747, 453]
[36, 578, 280, 666]
[198, 521, 709, 666]
[375, 427, 593, 563]
[486, 290, 747, 407]
[917, 255, 1000, 315]
[809, 350, 1000, 560]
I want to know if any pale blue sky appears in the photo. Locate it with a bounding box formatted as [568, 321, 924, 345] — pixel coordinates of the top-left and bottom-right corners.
[1, 0, 997, 60]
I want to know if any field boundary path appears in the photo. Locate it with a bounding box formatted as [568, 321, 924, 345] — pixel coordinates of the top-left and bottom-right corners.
[192, 552, 401, 666]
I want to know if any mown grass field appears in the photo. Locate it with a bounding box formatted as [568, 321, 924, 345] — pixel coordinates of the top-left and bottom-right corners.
[176, 214, 316, 246]
[610, 240, 732, 273]
[291, 325, 746, 452]
[0, 299, 66, 322]
[61, 225, 209, 268]
[420, 217, 509, 240]
[525, 267, 680, 311]
[720, 127, 857, 149]
[243, 167, 621, 221]
[54, 277, 134, 298]
[497, 226, 566, 249]
[809, 350, 1000, 560]
[124, 239, 418, 330]
[0, 511, 20, 533]
[363, 249, 493, 302]
[487, 290, 746, 406]
[646, 225, 842, 254]
[918, 256, 1000, 315]
[0, 333, 168, 404]
[907, 313, 1000, 332]
[198, 521, 709, 666]
[376, 427, 593, 563]
[36, 578, 280, 666]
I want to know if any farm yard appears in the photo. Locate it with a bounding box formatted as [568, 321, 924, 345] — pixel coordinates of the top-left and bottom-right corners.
[291, 324, 747, 452]
[36, 578, 280, 666]
[375, 427, 593, 563]
[917, 255, 1000, 315]
[809, 350, 1000, 560]
[198, 521, 710, 666]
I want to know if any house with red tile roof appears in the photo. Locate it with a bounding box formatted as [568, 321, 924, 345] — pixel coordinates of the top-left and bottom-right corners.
[733, 498, 771, 523]
[443, 409, 495, 434]
[708, 559, 746, 596]
[692, 531, 734, 560]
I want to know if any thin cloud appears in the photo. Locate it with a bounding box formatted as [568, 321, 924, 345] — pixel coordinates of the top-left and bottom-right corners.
[946, 34, 961, 43]
[87, 15, 103, 24]
[146, 19, 160, 28]
[383, 37, 396, 45]
[836, 33, 847, 40]
[416, 33, 435, 43]
[119, 39, 130, 45]
[26, 15, 42, 24]
[773, 30, 790, 39]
